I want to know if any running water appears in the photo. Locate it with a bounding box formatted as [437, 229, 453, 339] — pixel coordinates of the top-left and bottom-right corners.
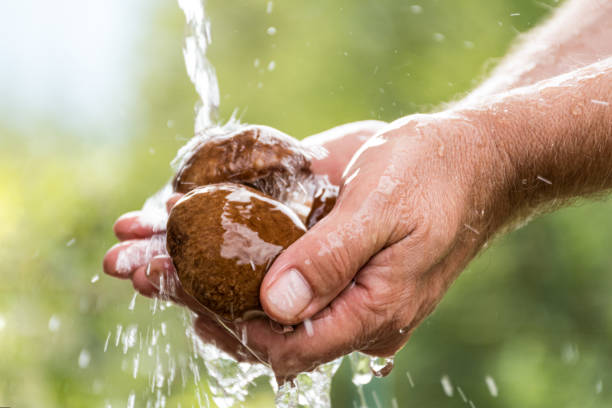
[116, 1, 393, 406]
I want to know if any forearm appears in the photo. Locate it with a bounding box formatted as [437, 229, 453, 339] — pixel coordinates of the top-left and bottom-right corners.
[460, 58, 612, 232]
[464, 0, 612, 102]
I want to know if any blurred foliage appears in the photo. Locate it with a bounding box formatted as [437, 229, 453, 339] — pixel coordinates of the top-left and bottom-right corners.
[2, 0, 612, 407]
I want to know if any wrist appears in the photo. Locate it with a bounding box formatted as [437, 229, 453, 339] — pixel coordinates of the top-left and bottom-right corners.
[457, 58, 612, 231]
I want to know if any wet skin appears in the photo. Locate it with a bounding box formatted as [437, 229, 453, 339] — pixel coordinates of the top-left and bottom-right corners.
[104, 0, 612, 382]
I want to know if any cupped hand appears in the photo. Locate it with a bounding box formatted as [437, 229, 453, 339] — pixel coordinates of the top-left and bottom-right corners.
[102, 120, 388, 366]
[250, 112, 508, 380]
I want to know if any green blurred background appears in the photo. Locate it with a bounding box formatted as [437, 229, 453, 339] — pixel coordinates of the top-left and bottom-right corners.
[2, 0, 611, 406]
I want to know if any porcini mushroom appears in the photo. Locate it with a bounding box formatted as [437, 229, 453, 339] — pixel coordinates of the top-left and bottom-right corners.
[167, 183, 306, 320]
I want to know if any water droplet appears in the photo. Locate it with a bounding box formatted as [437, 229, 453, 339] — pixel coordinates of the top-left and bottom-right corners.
[562, 342, 579, 364]
[127, 392, 135, 408]
[441, 375, 453, 397]
[91, 274, 100, 283]
[410, 5, 423, 14]
[128, 292, 138, 311]
[267, 61, 276, 71]
[66, 238, 76, 247]
[406, 371, 415, 387]
[457, 386, 468, 402]
[464, 224, 480, 235]
[103, 331, 111, 352]
[253, 58, 260, 68]
[266, 26, 277, 36]
[0, 315, 6, 331]
[596, 380, 603, 394]
[537, 175, 552, 185]
[303, 318, 314, 337]
[78, 349, 91, 368]
[571, 103, 584, 116]
[433, 32, 445, 42]
[510, 12, 520, 16]
[464, 40, 475, 49]
[485, 375, 499, 397]
[370, 357, 394, 378]
[350, 353, 373, 385]
[48, 315, 61, 332]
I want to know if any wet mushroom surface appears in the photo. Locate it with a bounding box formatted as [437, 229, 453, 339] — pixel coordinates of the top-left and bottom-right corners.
[166, 183, 306, 320]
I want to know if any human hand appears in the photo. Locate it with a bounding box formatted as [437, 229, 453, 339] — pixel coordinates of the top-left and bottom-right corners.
[102, 120, 387, 362]
[249, 111, 510, 380]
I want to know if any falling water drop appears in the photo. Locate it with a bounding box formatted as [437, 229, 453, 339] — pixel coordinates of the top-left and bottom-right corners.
[126, 392, 135, 408]
[128, 292, 138, 311]
[485, 375, 499, 397]
[79, 349, 91, 368]
[433, 32, 445, 42]
[370, 357, 394, 378]
[441, 375, 454, 397]
[409, 5, 423, 14]
[48, 315, 61, 332]
[266, 26, 277, 36]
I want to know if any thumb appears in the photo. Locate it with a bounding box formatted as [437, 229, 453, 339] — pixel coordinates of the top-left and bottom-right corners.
[260, 197, 386, 324]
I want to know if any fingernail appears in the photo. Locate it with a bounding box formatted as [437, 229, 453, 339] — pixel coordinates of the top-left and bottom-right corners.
[265, 268, 312, 320]
[145, 263, 162, 289]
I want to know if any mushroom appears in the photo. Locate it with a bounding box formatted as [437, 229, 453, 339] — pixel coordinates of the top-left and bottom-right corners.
[167, 124, 338, 320]
[167, 183, 306, 320]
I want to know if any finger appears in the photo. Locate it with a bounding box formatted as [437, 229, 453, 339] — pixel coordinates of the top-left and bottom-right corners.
[259, 195, 388, 325]
[303, 121, 387, 184]
[193, 315, 259, 363]
[102, 236, 167, 278]
[131, 265, 158, 298]
[113, 211, 157, 241]
[245, 280, 395, 382]
[166, 193, 184, 214]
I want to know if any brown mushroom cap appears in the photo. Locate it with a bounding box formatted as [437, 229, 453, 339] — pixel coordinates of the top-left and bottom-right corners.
[173, 125, 314, 198]
[166, 183, 306, 320]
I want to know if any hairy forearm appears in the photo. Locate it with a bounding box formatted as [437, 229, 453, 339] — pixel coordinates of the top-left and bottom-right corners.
[464, 0, 612, 102]
[460, 58, 612, 232]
